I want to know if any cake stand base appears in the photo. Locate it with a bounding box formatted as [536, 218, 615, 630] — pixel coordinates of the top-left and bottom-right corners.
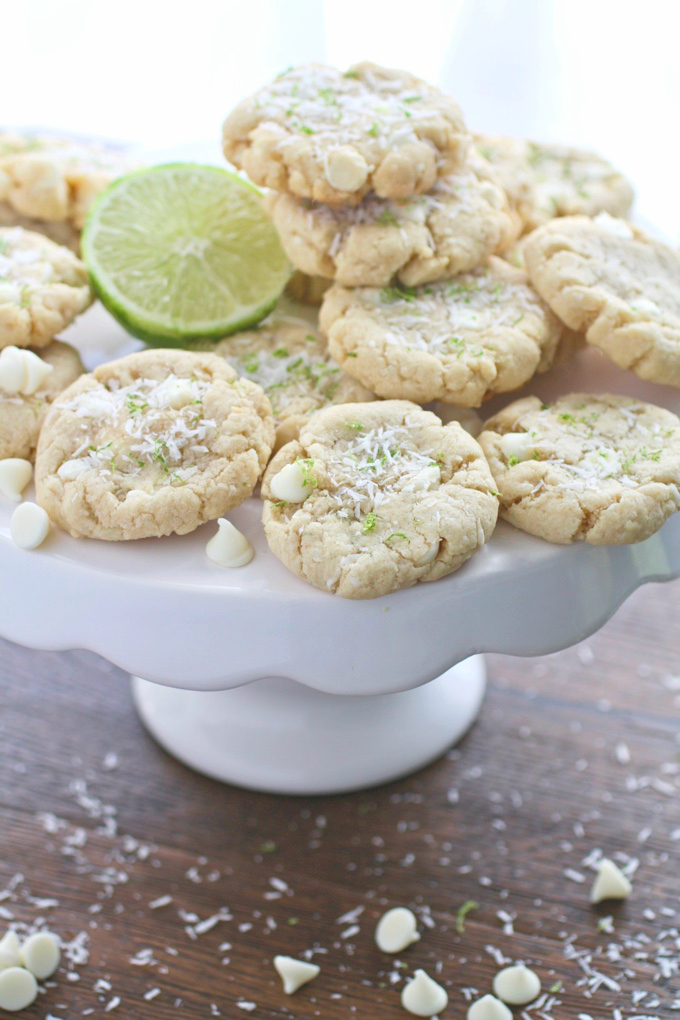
[131, 656, 486, 795]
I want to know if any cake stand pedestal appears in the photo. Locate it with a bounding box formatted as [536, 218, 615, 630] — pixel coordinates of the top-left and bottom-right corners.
[132, 659, 485, 794]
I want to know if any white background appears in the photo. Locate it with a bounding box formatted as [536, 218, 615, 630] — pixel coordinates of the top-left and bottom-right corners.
[5, 0, 680, 235]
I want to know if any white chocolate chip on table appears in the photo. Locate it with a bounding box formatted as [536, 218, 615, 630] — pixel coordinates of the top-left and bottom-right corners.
[20, 931, 60, 980]
[0, 932, 21, 970]
[375, 907, 420, 953]
[492, 963, 541, 1005]
[401, 968, 448, 1017]
[0, 967, 38, 1012]
[10, 502, 50, 550]
[467, 993, 513, 1020]
[0, 459, 32, 502]
[0, 346, 53, 395]
[206, 519, 254, 568]
[273, 955, 320, 994]
[590, 857, 632, 903]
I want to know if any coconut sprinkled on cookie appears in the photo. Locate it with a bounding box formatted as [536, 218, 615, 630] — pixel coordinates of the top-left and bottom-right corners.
[35, 349, 275, 541]
[223, 62, 468, 205]
[214, 317, 374, 448]
[479, 393, 680, 545]
[524, 215, 680, 387]
[475, 135, 634, 232]
[54, 372, 217, 486]
[0, 227, 92, 348]
[320, 258, 562, 407]
[267, 157, 517, 287]
[262, 400, 498, 599]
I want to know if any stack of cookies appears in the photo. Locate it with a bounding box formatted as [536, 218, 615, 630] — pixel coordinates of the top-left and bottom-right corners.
[222, 62, 568, 414]
[214, 61, 680, 596]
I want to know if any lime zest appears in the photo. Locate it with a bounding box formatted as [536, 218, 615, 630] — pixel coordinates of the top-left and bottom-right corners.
[455, 900, 478, 934]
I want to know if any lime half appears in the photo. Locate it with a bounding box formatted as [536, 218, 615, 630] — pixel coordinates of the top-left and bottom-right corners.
[82, 163, 291, 346]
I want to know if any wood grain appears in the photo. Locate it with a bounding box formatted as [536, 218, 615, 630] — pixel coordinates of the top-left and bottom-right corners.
[0, 579, 679, 1018]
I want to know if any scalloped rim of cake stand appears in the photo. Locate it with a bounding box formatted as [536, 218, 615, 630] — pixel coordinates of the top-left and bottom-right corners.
[1, 213, 680, 698]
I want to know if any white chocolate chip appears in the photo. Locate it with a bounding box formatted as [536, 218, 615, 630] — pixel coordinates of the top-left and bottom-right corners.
[0, 347, 26, 395]
[0, 932, 21, 971]
[0, 346, 53, 395]
[154, 378, 197, 409]
[0, 459, 32, 502]
[57, 459, 91, 481]
[270, 461, 313, 503]
[492, 964, 541, 1006]
[499, 431, 538, 463]
[375, 907, 420, 953]
[206, 518, 254, 568]
[325, 147, 369, 192]
[10, 502, 50, 550]
[631, 297, 661, 315]
[467, 994, 513, 1020]
[0, 967, 38, 1012]
[0, 282, 21, 304]
[415, 540, 440, 567]
[593, 211, 634, 239]
[273, 956, 320, 995]
[400, 969, 448, 1017]
[22, 351, 54, 394]
[590, 857, 632, 903]
[411, 465, 440, 490]
[20, 931, 60, 980]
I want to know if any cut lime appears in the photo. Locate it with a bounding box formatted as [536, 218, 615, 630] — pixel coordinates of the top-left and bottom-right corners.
[82, 163, 291, 346]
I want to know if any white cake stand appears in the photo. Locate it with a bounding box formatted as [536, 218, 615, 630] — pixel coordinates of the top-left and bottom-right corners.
[1, 300, 679, 795]
[3, 150, 680, 795]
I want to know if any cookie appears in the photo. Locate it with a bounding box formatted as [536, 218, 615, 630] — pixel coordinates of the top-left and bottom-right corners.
[266, 157, 517, 287]
[284, 271, 331, 307]
[223, 62, 468, 205]
[213, 314, 375, 448]
[0, 341, 83, 461]
[478, 393, 680, 545]
[35, 349, 275, 540]
[261, 400, 498, 599]
[476, 135, 634, 232]
[0, 227, 92, 349]
[0, 205, 80, 252]
[523, 214, 680, 387]
[319, 258, 563, 407]
[0, 132, 135, 233]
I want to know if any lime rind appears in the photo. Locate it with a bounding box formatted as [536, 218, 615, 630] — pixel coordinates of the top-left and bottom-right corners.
[82, 163, 292, 346]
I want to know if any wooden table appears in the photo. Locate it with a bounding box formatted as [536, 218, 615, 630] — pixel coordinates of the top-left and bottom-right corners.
[1, 578, 678, 1019]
